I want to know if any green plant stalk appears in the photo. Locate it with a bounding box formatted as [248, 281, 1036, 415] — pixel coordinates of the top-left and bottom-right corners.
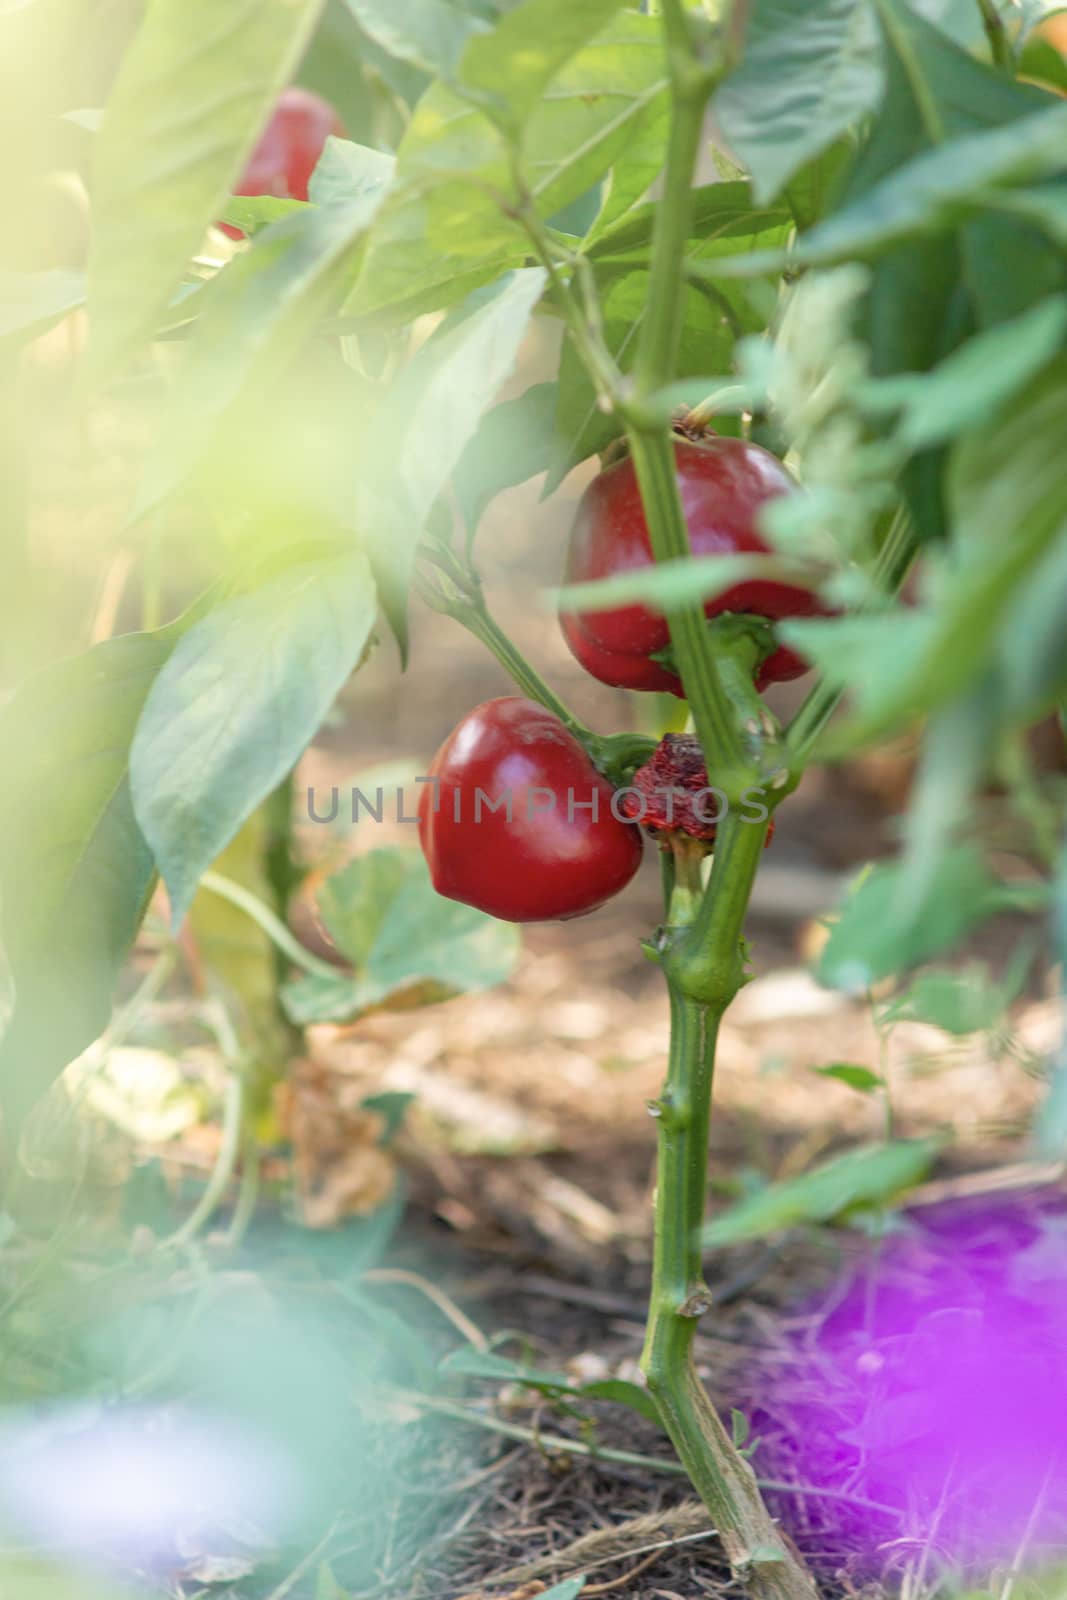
[640, 825, 816, 1600]
[624, 7, 817, 1594]
[622, 4, 755, 792]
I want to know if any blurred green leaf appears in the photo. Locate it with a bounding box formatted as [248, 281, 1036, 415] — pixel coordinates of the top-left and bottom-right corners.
[282, 852, 520, 1023]
[993, 518, 1067, 723]
[217, 194, 305, 234]
[882, 964, 1018, 1036]
[894, 685, 997, 915]
[357, 268, 546, 646]
[342, 0, 489, 77]
[0, 632, 174, 1122]
[713, 0, 881, 204]
[781, 136, 853, 230]
[702, 1139, 941, 1246]
[709, 99, 1067, 277]
[453, 382, 560, 543]
[584, 94, 670, 240]
[813, 1063, 884, 1092]
[348, 11, 665, 321]
[131, 555, 377, 928]
[787, 359, 1067, 748]
[865, 296, 1067, 450]
[139, 149, 393, 516]
[440, 1346, 661, 1424]
[558, 553, 790, 614]
[318, 849, 421, 966]
[458, 0, 631, 126]
[550, 262, 776, 481]
[540, 1580, 586, 1600]
[0, 269, 84, 345]
[587, 180, 790, 273]
[307, 135, 394, 207]
[817, 847, 1020, 992]
[88, 0, 328, 376]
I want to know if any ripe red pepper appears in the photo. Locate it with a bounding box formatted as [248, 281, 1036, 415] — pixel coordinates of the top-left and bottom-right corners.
[562, 434, 826, 694]
[222, 87, 345, 238]
[418, 697, 643, 922]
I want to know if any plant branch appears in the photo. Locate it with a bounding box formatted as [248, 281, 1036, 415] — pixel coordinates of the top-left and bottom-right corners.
[512, 177, 626, 413]
[621, 8, 758, 788]
[975, 0, 1012, 71]
[198, 870, 340, 981]
[416, 562, 585, 734]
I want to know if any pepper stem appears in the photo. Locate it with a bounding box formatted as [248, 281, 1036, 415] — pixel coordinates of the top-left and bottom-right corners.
[642, 819, 818, 1599]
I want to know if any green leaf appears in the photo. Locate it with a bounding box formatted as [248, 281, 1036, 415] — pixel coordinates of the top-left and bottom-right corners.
[702, 1139, 941, 1246]
[130, 555, 377, 928]
[558, 553, 793, 614]
[347, 11, 666, 322]
[88, 0, 328, 376]
[882, 965, 1013, 1036]
[458, 0, 632, 128]
[442, 1346, 570, 1385]
[0, 631, 176, 1121]
[713, 0, 881, 204]
[342, 0, 489, 77]
[453, 382, 561, 544]
[782, 137, 854, 231]
[865, 295, 1067, 450]
[894, 685, 996, 912]
[539, 1581, 586, 1600]
[307, 135, 395, 208]
[817, 846, 1014, 991]
[787, 357, 1067, 748]
[318, 850, 422, 966]
[584, 94, 671, 240]
[281, 852, 520, 1023]
[0, 269, 85, 346]
[440, 1346, 661, 1425]
[731, 1407, 750, 1448]
[813, 1063, 884, 1092]
[710, 98, 1067, 277]
[587, 179, 790, 272]
[550, 264, 774, 481]
[217, 194, 305, 234]
[779, 609, 939, 733]
[139, 149, 393, 516]
[357, 268, 546, 644]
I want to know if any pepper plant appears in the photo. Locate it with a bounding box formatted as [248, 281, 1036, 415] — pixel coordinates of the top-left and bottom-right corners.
[4, 1, 1067, 1597]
